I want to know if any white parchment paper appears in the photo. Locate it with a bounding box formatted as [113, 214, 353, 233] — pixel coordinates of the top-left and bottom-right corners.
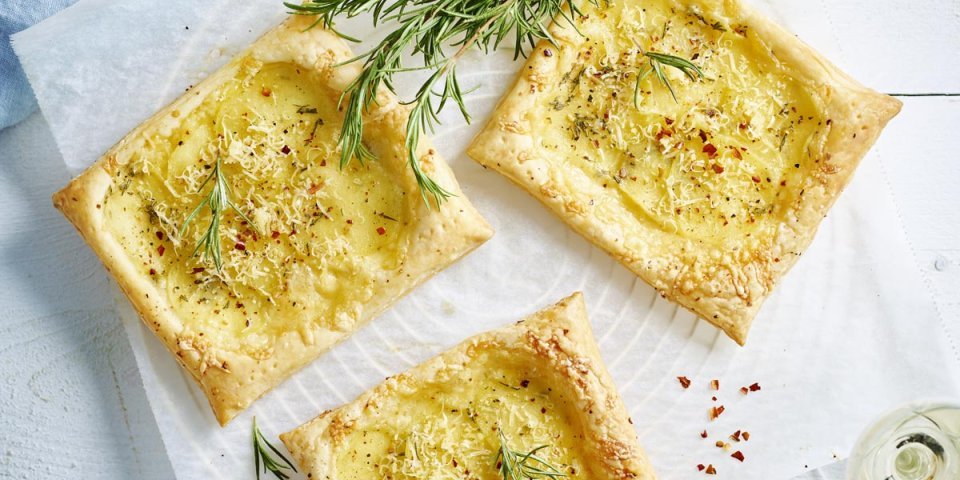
[14, 1, 960, 479]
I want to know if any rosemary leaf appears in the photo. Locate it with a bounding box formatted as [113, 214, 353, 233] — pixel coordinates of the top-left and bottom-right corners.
[178, 155, 255, 272]
[634, 50, 704, 106]
[495, 428, 567, 480]
[253, 417, 298, 480]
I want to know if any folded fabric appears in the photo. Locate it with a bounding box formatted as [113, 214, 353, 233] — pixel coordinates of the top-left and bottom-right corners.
[1, 0, 77, 130]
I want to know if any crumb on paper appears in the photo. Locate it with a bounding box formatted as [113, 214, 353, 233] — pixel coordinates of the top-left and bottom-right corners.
[441, 300, 456, 316]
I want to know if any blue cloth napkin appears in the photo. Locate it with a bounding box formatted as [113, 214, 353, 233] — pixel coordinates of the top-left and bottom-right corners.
[1, 0, 77, 130]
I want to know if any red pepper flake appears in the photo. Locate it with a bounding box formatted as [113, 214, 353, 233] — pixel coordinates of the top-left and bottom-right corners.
[261, 87, 271, 97]
[749, 383, 761, 392]
[705, 464, 717, 475]
[192, 267, 205, 274]
[712, 396, 717, 402]
[543, 48, 553, 57]
[731, 451, 745, 462]
[281, 145, 291, 155]
[149, 268, 156, 276]
[740, 386, 749, 395]
[677, 376, 692, 389]
[665, 117, 675, 125]
[710, 379, 720, 390]
[698, 129, 709, 142]
[751, 175, 762, 183]
[739, 122, 748, 130]
[731, 430, 742, 442]
[700, 430, 708, 439]
[271, 230, 280, 239]
[346, 219, 353, 225]
[703, 143, 718, 158]
[715, 440, 725, 448]
[235, 242, 246, 251]
[742, 431, 750, 441]
[308, 183, 322, 195]
[156, 231, 164, 240]
[711, 163, 725, 174]
[731, 148, 743, 160]
[697, 464, 705, 471]
[376, 226, 386, 235]
[157, 245, 165, 257]
[710, 405, 725, 420]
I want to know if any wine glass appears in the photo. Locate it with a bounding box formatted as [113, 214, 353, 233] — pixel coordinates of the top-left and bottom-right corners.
[847, 400, 960, 480]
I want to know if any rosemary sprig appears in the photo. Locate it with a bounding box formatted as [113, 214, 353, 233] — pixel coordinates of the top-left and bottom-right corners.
[285, 0, 597, 206]
[633, 50, 704, 106]
[253, 417, 298, 480]
[495, 429, 567, 480]
[179, 155, 255, 272]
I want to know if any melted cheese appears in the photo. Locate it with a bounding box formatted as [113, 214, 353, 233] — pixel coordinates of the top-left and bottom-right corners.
[103, 59, 413, 355]
[537, 1, 829, 245]
[333, 351, 590, 479]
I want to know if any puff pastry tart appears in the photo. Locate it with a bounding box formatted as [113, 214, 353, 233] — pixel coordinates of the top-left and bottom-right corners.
[281, 292, 654, 479]
[468, 0, 901, 345]
[52, 17, 492, 425]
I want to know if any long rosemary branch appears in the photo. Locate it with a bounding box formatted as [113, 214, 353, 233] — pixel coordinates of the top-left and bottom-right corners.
[286, 0, 598, 206]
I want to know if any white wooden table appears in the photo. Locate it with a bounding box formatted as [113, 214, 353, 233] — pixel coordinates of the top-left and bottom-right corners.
[0, 1, 957, 478]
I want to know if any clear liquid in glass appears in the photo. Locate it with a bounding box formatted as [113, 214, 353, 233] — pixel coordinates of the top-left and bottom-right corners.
[848, 401, 960, 480]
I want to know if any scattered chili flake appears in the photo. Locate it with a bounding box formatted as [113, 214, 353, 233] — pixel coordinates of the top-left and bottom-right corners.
[711, 163, 725, 174]
[543, 48, 553, 57]
[749, 383, 761, 392]
[149, 268, 157, 275]
[376, 226, 386, 235]
[710, 379, 719, 390]
[710, 405, 725, 420]
[271, 230, 280, 239]
[700, 430, 708, 439]
[520, 379, 530, 388]
[156, 231, 164, 240]
[731, 148, 743, 160]
[697, 464, 705, 471]
[665, 117, 675, 125]
[731, 451, 745, 462]
[751, 175, 762, 183]
[157, 245, 165, 257]
[235, 242, 246, 251]
[703, 143, 718, 157]
[678, 376, 692, 389]
[740, 386, 749, 395]
[261, 87, 271, 97]
[308, 183, 322, 195]
[698, 130, 709, 142]
[192, 267, 205, 274]
[705, 464, 717, 475]
[715, 440, 725, 448]
[731, 430, 742, 442]
[742, 431, 750, 441]
[712, 396, 717, 402]
[281, 145, 291, 155]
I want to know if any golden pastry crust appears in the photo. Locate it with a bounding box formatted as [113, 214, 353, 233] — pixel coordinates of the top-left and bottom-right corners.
[468, 0, 901, 345]
[281, 293, 655, 479]
[52, 17, 492, 425]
